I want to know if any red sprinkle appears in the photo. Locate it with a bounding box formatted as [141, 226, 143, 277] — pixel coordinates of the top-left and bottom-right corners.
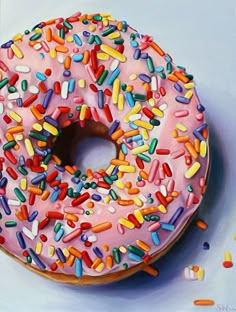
[4, 150, 17, 165]
[82, 250, 93, 268]
[0, 235, 5, 244]
[47, 211, 64, 220]
[6, 167, 18, 180]
[136, 157, 144, 169]
[163, 163, 172, 177]
[104, 104, 113, 122]
[128, 214, 141, 228]
[38, 217, 50, 230]
[80, 222, 92, 230]
[71, 192, 90, 207]
[155, 191, 168, 206]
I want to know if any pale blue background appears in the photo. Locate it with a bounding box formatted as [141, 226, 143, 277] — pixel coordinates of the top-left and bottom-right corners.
[0, 0, 236, 311]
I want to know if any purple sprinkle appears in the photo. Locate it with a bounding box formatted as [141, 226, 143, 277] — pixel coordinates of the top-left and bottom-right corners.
[0, 196, 11, 215]
[98, 90, 104, 109]
[174, 83, 183, 93]
[63, 70, 71, 77]
[93, 246, 103, 258]
[133, 49, 141, 60]
[91, 194, 102, 201]
[28, 248, 46, 270]
[168, 207, 184, 225]
[1, 40, 14, 48]
[81, 234, 88, 242]
[0, 177, 8, 188]
[140, 53, 149, 59]
[197, 104, 205, 112]
[16, 98, 23, 107]
[19, 155, 26, 167]
[55, 165, 65, 172]
[31, 174, 46, 185]
[175, 96, 190, 104]
[28, 211, 38, 222]
[108, 120, 120, 136]
[83, 31, 90, 37]
[44, 116, 59, 128]
[195, 123, 208, 132]
[43, 89, 54, 109]
[16, 231, 26, 249]
[138, 73, 151, 83]
[193, 130, 205, 141]
[56, 248, 66, 263]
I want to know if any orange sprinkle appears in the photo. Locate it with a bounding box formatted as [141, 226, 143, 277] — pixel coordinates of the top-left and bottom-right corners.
[125, 181, 132, 189]
[66, 254, 75, 267]
[185, 142, 198, 159]
[5, 133, 14, 141]
[41, 190, 50, 201]
[45, 19, 57, 26]
[139, 170, 149, 180]
[106, 255, 113, 269]
[64, 165, 76, 175]
[166, 196, 173, 203]
[7, 126, 24, 134]
[86, 168, 93, 179]
[128, 188, 140, 195]
[61, 120, 72, 128]
[193, 299, 215, 306]
[87, 201, 94, 209]
[171, 191, 179, 197]
[64, 55, 71, 70]
[37, 141, 47, 147]
[194, 138, 200, 153]
[176, 135, 190, 143]
[82, 50, 90, 64]
[117, 22, 123, 31]
[52, 154, 62, 165]
[111, 159, 129, 166]
[202, 128, 208, 139]
[64, 214, 79, 222]
[124, 129, 139, 138]
[111, 128, 124, 141]
[15, 210, 24, 221]
[172, 129, 178, 138]
[103, 245, 109, 252]
[91, 258, 102, 270]
[56, 259, 64, 269]
[168, 74, 179, 82]
[142, 265, 159, 276]
[173, 71, 190, 83]
[92, 222, 112, 233]
[30, 106, 43, 120]
[136, 240, 151, 252]
[150, 41, 165, 56]
[141, 207, 158, 215]
[118, 150, 125, 161]
[68, 246, 82, 259]
[55, 45, 69, 53]
[118, 199, 134, 206]
[196, 219, 208, 230]
[27, 186, 43, 196]
[52, 34, 65, 45]
[143, 82, 151, 92]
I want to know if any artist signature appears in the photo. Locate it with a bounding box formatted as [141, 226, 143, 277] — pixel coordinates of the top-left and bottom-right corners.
[217, 304, 236, 311]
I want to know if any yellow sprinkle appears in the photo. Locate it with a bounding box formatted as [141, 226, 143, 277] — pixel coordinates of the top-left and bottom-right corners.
[200, 141, 207, 158]
[48, 246, 55, 257]
[32, 123, 43, 132]
[12, 33, 23, 41]
[141, 128, 149, 140]
[152, 107, 164, 117]
[35, 28, 42, 34]
[197, 267, 204, 281]
[102, 19, 109, 27]
[119, 246, 127, 253]
[104, 196, 111, 204]
[100, 44, 126, 62]
[124, 103, 142, 122]
[119, 165, 136, 173]
[43, 122, 59, 136]
[78, 79, 86, 88]
[25, 138, 34, 157]
[129, 74, 137, 81]
[63, 248, 70, 258]
[112, 78, 120, 104]
[106, 164, 115, 175]
[35, 242, 43, 255]
[40, 164, 48, 172]
[100, 13, 112, 17]
[80, 104, 87, 121]
[132, 144, 149, 155]
[134, 209, 144, 224]
[97, 53, 110, 61]
[107, 16, 116, 22]
[224, 251, 232, 261]
[118, 93, 124, 111]
[115, 180, 125, 189]
[9, 111, 22, 123]
[233, 233, 236, 240]
[88, 24, 96, 32]
[185, 162, 201, 179]
[184, 82, 195, 89]
[134, 120, 153, 130]
[50, 48, 57, 59]
[134, 197, 143, 207]
[118, 218, 135, 229]
[108, 31, 121, 40]
[20, 178, 27, 191]
[148, 98, 155, 107]
[158, 204, 167, 214]
[15, 134, 23, 141]
[11, 44, 24, 59]
[185, 90, 193, 99]
[176, 123, 187, 132]
[66, 35, 74, 43]
[95, 262, 105, 273]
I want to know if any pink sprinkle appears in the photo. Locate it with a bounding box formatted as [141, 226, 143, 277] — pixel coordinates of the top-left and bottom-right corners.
[0, 60, 9, 71]
[170, 149, 185, 159]
[174, 110, 189, 118]
[73, 97, 84, 104]
[51, 108, 61, 120]
[79, 120, 85, 128]
[159, 167, 165, 180]
[167, 179, 175, 193]
[64, 207, 84, 215]
[55, 202, 62, 210]
[186, 192, 195, 208]
[117, 223, 125, 235]
[7, 48, 14, 60]
[196, 113, 204, 121]
[0, 96, 5, 101]
[148, 222, 161, 232]
[155, 179, 161, 186]
[85, 64, 97, 83]
[73, 47, 80, 53]
[199, 177, 205, 187]
[41, 41, 50, 53]
[154, 92, 160, 99]
[71, 11, 82, 18]
[136, 180, 146, 187]
[97, 21, 103, 30]
[62, 228, 82, 243]
[148, 159, 159, 183]
[91, 107, 100, 122]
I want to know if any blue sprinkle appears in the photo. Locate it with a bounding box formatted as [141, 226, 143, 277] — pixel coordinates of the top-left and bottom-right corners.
[39, 53, 45, 59]
[175, 96, 190, 104]
[68, 78, 75, 93]
[31, 173, 46, 185]
[138, 73, 151, 83]
[0, 227, 2, 233]
[44, 116, 59, 128]
[108, 120, 120, 136]
[73, 34, 83, 46]
[53, 186, 59, 191]
[75, 258, 83, 277]
[0, 177, 8, 188]
[125, 92, 135, 107]
[106, 68, 121, 86]
[76, 181, 84, 193]
[140, 53, 148, 59]
[168, 207, 184, 225]
[42, 89, 53, 109]
[81, 234, 88, 242]
[72, 54, 83, 62]
[160, 222, 175, 231]
[133, 48, 141, 60]
[98, 90, 104, 109]
[132, 134, 143, 142]
[34, 147, 46, 157]
[54, 227, 65, 242]
[155, 66, 164, 73]
[50, 191, 59, 202]
[36, 72, 46, 81]
[16, 98, 23, 107]
[137, 140, 144, 146]
[151, 231, 160, 245]
[55, 165, 65, 172]
[56, 248, 66, 263]
[0, 196, 11, 215]
[130, 40, 139, 48]
[111, 166, 119, 176]
[193, 130, 205, 141]
[121, 143, 128, 155]
[63, 70, 71, 77]
[128, 252, 142, 262]
[174, 82, 183, 92]
[28, 211, 38, 222]
[16, 231, 26, 249]
[129, 122, 139, 130]
[71, 177, 80, 184]
[197, 104, 205, 112]
[28, 248, 46, 270]
[83, 31, 90, 37]
[203, 242, 210, 250]
[195, 123, 208, 132]
[93, 246, 103, 258]
[1, 40, 14, 48]
[92, 194, 102, 201]
[164, 55, 172, 62]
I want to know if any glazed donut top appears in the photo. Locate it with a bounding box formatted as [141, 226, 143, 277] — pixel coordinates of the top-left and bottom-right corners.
[0, 12, 209, 278]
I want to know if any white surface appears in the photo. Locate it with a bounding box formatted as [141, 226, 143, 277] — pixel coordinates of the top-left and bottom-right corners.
[0, 0, 236, 311]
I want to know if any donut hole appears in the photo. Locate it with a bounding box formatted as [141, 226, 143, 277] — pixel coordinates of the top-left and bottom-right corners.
[53, 120, 118, 172]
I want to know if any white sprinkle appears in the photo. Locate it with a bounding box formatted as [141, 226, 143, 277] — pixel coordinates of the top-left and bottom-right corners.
[57, 56, 64, 64]
[160, 184, 167, 197]
[184, 267, 191, 279]
[97, 187, 109, 195]
[190, 269, 197, 280]
[110, 59, 119, 71]
[29, 86, 39, 94]
[7, 102, 14, 109]
[8, 199, 21, 206]
[129, 113, 142, 122]
[7, 92, 20, 100]
[32, 220, 39, 237]
[33, 43, 42, 51]
[139, 194, 147, 203]
[61, 81, 69, 99]
[88, 235, 97, 243]
[15, 65, 30, 73]
[108, 206, 116, 213]
[151, 76, 158, 91]
[22, 226, 35, 240]
[159, 103, 168, 111]
[0, 102, 4, 114]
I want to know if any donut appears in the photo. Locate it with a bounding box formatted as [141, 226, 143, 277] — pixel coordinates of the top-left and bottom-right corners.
[0, 11, 209, 285]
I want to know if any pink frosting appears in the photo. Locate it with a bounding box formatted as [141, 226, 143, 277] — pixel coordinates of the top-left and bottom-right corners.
[0, 12, 209, 278]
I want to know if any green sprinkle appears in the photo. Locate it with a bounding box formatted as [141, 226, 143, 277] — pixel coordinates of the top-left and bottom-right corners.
[14, 187, 26, 203]
[137, 153, 151, 162]
[29, 33, 42, 41]
[26, 256, 32, 263]
[114, 38, 124, 45]
[185, 74, 194, 80]
[59, 28, 65, 39]
[103, 176, 113, 185]
[3, 140, 16, 151]
[148, 198, 154, 204]
[137, 176, 142, 182]
[21, 80, 28, 91]
[149, 138, 158, 154]
[88, 34, 95, 45]
[94, 35, 102, 45]
[102, 27, 115, 37]
[67, 187, 74, 198]
[97, 70, 109, 86]
[73, 170, 81, 177]
[63, 21, 73, 30]
[84, 183, 90, 189]
[73, 192, 80, 198]
[54, 222, 61, 233]
[29, 131, 48, 142]
[133, 93, 146, 102]
[112, 248, 120, 264]
[8, 86, 17, 93]
[5, 221, 17, 227]
[81, 175, 87, 181]
[24, 30, 30, 35]
[166, 62, 172, 74]
[0, 78, 9, 89]
[110, 175, 118, 181]
[177, 65, 186, 71]
[123, 263, 128, 269]
[43, 153, 52, 165]
[144, 215, 151, 222]
[187, 184, 193, 192]
[39, 180, 45, 191]
[130, 33, 135, 40]
[85, 211, 90, 215]
[146, 57, 155, 73]
[150, 119, 160, 126]
[109, 189, 118, 201]
[82, 19, 88, 25]
[159, 72, 166, 79]
[93, 15, 102, 21]
[91, 182, 97, 189]
[127, 245, 145, 257]
[0, 212, 2, 219]
[68, 113, 73, 118]
[17, 166, 28, 176]
[121, 83, 127, 91]
[150, 215, 160, 221]
[76, 106, 82, 111]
